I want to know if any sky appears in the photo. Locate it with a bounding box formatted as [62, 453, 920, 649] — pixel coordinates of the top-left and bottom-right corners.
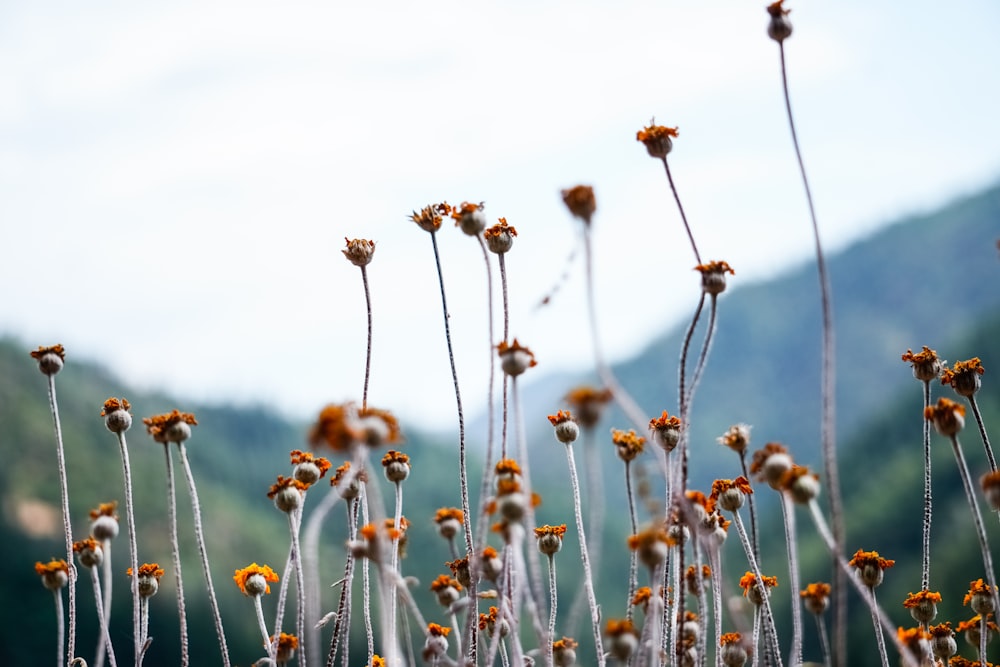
[2, 1, 999, 430]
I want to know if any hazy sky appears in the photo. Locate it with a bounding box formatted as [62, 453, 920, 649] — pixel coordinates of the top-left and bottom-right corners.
[3, 1, 999, 429]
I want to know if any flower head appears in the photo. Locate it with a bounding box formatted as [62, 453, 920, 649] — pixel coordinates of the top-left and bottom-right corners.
[800, 582, 831, 615]
[612, 429, 645, 462]
[766, 0, 793, 42]
[739, 571, 778, 605]
[35, 559, 70, 590]
[534, 524, 568, 556]
[30, 344, 66, 375]
[695, 260, 735, 295]
[497, 338, 536, 377]
[650, 411, 683, 452]
[548, 410, 579, 444]
[410, 202, 451, 233]
[636, 122, 679, 159]
[904, 589, 943, 623]
[848, 549, 895, 588]
[128, 563, 165, 597]
[451, 201, 487, 236]
[342, 238, 375, 267]
[710, 476, 753, 512]
[484, 217, 518, 254]
[308, 403, 359, 451]
[965, 579, 998, 616]
[427, 623, 451, 637]
[268, 475, 309, 512]
[290, 449, 332, 484]
[901, 346, 944, 382]
[718, 423, 751, 454]
[381, 450, 411, 483]
[941, 358, 985, 397]
[73, 537, 104, 569]
[561, 185, 596, 225]
[271, 632, 299, 664]
[234, 563, 279, 596]
[565, 385, 613, 428]
[358, 405, 403, 446]
[779, 465, 821, 504]
[924, 397, 966, 437]
[143, 409, 198, 444]
[101, 397, 133, 433]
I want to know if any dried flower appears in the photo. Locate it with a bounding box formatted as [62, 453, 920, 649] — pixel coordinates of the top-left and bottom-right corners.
[497, 339, 537, 377]
[142, 409, 197, 444]
[941, 358, 985, 397]
[358, 405, 403, 446]
[101, 397, 133, 433]
[766, 0, 792, 42]
[552, 637, 578, 666]
[800, 582, 831, 615]
[234, 563, 279, 596]
[128, 563, 165, 598]
[342, 238, 375, 267]
[904, 589, 942, 624]
[901, 346, 944, 382]
[982, 471, 1000, 511]
[429, 574, 463, 607]
[750, 442, 793, 488]
[434, 508, 464, 540]
[561, 185, 596, 225]
[636, 122, 679, 159]
[381, 450, 411, 483]
[710, 476, 754, 512]
[928, 622, 957, 661]
[924, 397, 966, 437]
[30, 344, 65, 376]
[534, 524, 568, 556]
[289, 449, 332, 485]
[779, 465, 821, 504]
[35, 559, 70, 590]
[268, 475, 309, 513]
[73, 537, 104, 569]
[451, 201, 487, 236]
[565, 386, 613, 428]
[848, 549, 895, 588]
[627, 527, 673, 568]
[272, 632, 298, 664]
[739, 571, 778, 605]
[695, 260, 735, 295]
[965, 579, 997, 616]
[651, 411, 683, 452]
[411, 202, 451, 233]
[612, 429, 645, 462]
[484, 217, 518, 254]
[604, 619, 639, 661]
[89, 501, 120, 541]
[720, 632, 750, 666]
[548, 410, 580, 444]
[718, 423, 751, 454]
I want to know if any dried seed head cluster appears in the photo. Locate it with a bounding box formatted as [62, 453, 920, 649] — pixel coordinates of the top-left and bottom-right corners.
[695, 260, 735, 295]
[612, 428, 645, 462]
[848, 549, 895, 588]
[636, 122, 679, 159]
[924, 397, 966, 437]
[766, 0, 793, 42]
[484, 217, 518, 254]
[901, 346, 944, 382]
[650, 411, 683, 452]
[451, 201, 487, 236]
[143, 409, 198, 444]
[30, 344, 66, 376]
[561, 185, 596, 225]
[234, 563, 279, 596]
[342, 237, 375, 267]
[941, 357, 985, 397]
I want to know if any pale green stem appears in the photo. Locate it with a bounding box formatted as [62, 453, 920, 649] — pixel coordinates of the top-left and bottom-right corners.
[163, 445, 189, 666]
[177, 443, 230, 667]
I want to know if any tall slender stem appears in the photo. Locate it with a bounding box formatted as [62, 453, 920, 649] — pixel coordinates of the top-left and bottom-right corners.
[115, 431, 141, 667]
[289, 510, 308, 667]
[90, 565, 118, 667]
[327, 498, 359, 667]
[546, 555, 558, 667]
[96, 539, 113, 667]
[921, 380, 932, 591]
[46, 375, 77, 665]
[780, 493, 803, 667]
[360, 265, 373, 411]
[54, 589, 65, 667]
[512, 377, 546, 617]
[868, 587, 890, 667]
[625, 460, 639, 622]
[389, 482, 404, 659]
[659, 157, 701, 265]
[777, 41, 844, 667]
[176, 443, 230, 667]
[163, 445, 189, 666]
[814, 614, 832, 667]
[255, 595, 275, 663]
[968, 395, 997, 472]
[306, 487, 343, 667]
[740, 454, 761, 563]
[732, 513, 782, 667]
[564, 443, 606, 666]
[684, 294, 718, 411]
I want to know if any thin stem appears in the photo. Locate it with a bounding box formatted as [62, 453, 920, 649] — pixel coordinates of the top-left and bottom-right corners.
[566, 428, 604, 638]
[499, 639, 510, 667]
[709, 549, 724, 667]
[740, 454, 761, 564]
[814, 614, 832, 667]
[499, 250, 511, 463]
[256, 594, 276, 663]
[54, 588, 65, 667]
[868, 587, 890, 667]
[389, 482, 404, 659]
[139, 597, 149, 665]
[625, 460, 639, 622]
[921, 380, 932, 592]
[968, 395, 997, 472]
[289, 510, 308, 667]
[582, 227, 648, 432]
[684, 293, 718, 411]
[273, 541, 294, 651]
[163, 445, 189, 666]
[676, 293, 706, 500]
[564, 443, 606, 666]
[947, 434, 1000, 610]
[306, 487, 344, 667]
[46, 375, 77, 665]
[96, 539, 113, 667]
[980, 615, 987, 666]
[428, 231, 477, 661]
[115, 431, 141, 667]
[360, 264, 373, 411]
[546, 555, 558, 667]
[90, 565, 118, 667]
[176, 442, 231, 667]
[732, 512, 782, 667]
[777, 41, 844, 667]
[780, 493, 803, 667]
[512, 377, 546, 619]
[361, 488, 374, 661]
[659, 156, 702, 265]
[751, 607, 760, 667]
[328, 498, 360, 667]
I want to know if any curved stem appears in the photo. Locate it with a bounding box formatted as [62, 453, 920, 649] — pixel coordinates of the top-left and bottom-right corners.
[948, 434, 1000, 611]
[684, 294, 717, 411]
[731, 513, 782, 667]
[360, 265, 373, 411]
[740, 454, 761, 564]
[327, 498, 359, 667]
[306, 486, 343, 667]
[163, 445, 189, 666]
[177, 443, 230, 667]
[777, 41, 844, 667]
[90, 565, 118, 667]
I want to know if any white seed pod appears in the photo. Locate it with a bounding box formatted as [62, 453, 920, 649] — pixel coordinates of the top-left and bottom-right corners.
[536, 533, 563, 556]
[680, 645, 698, 667]
[77, 543, 104, 569]
[789, 473, 821, 504]
[653, 427, 680, 452]
[909, 598, 938, 624]
[164, 421, 192, 444]
[930, 632, 957, 660]
[35, 352, 64, 376]
[971, 590, 996, 616]
[244, 573, 269, 597]
[437, 518, 462, 540]
[294, 462, 322, 486]
[480, 554, 504, 582]
[718, 488, 745, 513]
[383, 461, 410, 483]
[681, 620, 700, 643]
[91, 516, 119, 542]
[137, 574, 159, 598]
[500, 349, 534, 377]
[746, 581, 771, 606]
[762, 453, 793, 489]
[486, 229, 515, 254]
[104, 409, 132, 434]
[39, 568, 69, 591]
[721, 642, 748, 667]
[554, 421, 579, 445]
[856, 564, 884, 589]
[274, 486, 303, 513]
[552, 645, 576, 666]
[607, 632, 638, 662]
[435, 585, 461, 608]
[423, 633, 449, 658]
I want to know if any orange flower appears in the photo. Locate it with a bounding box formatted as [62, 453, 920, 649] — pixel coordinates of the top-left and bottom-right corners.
[749, 442, 789, 475]
[410, 202, 451, 233]
[612, 429, 645, 462]
[308, 403, 360, 451]
[358, 405, 403, 445]
[34, 559, 70, 577]
[964, 579, 997, 606]
[924, 397, 966, 436]
[429, 574, 462, 592]
[548, 410, 574, 426]
[903, 590, 942, 608]
[289, 450, 332, 477]
[695, 260, 735, 275]
[427, 623, 451, 637]
[234, 563, 279, 596]
[434, 508, 464, 524]
[484, 217, 518, 240]
[73, 537, 101, 554]
[342, 238, 375, 267]
[605, 619, 637, 636]
[739, 571, 778, 597]
[849, 550, 894, 587]
[766, 0, 789, 17]
[636, 122, 679, 159]
[267, 475, 309, 498]
[720, 632, 743, 646]
[89, 501, 119, 521]
[127, 563, 165, 579]
[495, 458, 522, 477]
[534, 524, 568, 539]
[100, 397, 131, 416]
[271, 631, 299, 651]
[30, 344, 66, 361]
[941, 357, 985, 397]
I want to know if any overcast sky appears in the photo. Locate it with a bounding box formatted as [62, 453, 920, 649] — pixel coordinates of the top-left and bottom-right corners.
[3, 1, 999, 430]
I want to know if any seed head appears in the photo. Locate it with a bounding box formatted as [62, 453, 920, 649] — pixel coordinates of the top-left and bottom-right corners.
[720, 633, 750, 667]
[766, 0, 793, 43]
[565, 386, 613, 429]
[128, 563, 165, 598]
[548, 410, 580, 444]
[561, 185, 596, 225]
[381, 450, 411, 483]
[901, 346, 944, 382]
[650, 411, 682, 452]
[604, 619, 639, 661]
[534, 524, 567, 556]
[89, 502, 120, 541]
[143, 409, 197, 444]
[342, 238, 375, 267]
[636, 122, 679, 159]
[779, 465, 820, 504]
[497, 339, 537, 377]
[964, 578, 997, 616]
[268, 475, 308, 513]
[903, 589, 942, 624]
[612, 428, 645, 462]
[924, 397, 966, 437]
[941, 358, 985, 397]
[451, 201, 488, 236]
[410, 202, 451, 233]
[552, 637, 578, 666]
[848, 549, 894, 588]
[710, 476, 753, 513]
[30, 344, 65, 376]
[981, 471, 1000, 511]
[750, 442, 793, 489]
[422, 623, 451, 660]
[272, 632, 298, 664]
[928, 622, 957, 661]
[695, 260, 735, 295]
[429, 574, 463, 607]
[290, 449, 332, 485]
[234, 563, 279, 596]
[35, 559, 70, 590]
[73, 537, 104, 569]
[739, 571, 778, 606]
[484, 217, 517, 254]
[800, 582, 831, 615]
[718, 423, 751, 455]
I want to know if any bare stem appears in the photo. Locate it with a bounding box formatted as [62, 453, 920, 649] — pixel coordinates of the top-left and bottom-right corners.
[567, 428, 604, 637]
[46, 375, 77, 665]
[780, 493, 803, 667]
[327, 498, 360, 667]
[163, 445, 189, 666]
[114, 431, 141, 667]
[546, 555, 558, 667]
[177, 443, 230, 667]
[54, 588, 65, 667]
[868, 587, 890, 667]
[90, 565, 118, 667]
[968, 395, 997, 472]
[625, 460, 639, 623]
[740, 454, 761, 564]
[564, 443, 606, 666]
[360, 265, 373, 411]
[921, 380, 932, 591]
[814, 614, 832, 667]
[732, 512, 782, 667]
[305, 486, 344, 667]
[684, 293, 718, 411]
[389, 482, 404, 659]
[777, 41, 844, 667]
[255, 594, 276, 663]
[659, 156, 701, 265]
[96, 539, 113, 667]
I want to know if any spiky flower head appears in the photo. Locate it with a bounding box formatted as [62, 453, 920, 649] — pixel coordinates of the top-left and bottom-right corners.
[30, 344, 65, 376]
[451, 201, 488, 236]
[941, 358, 985, 397]
[636, 122, 679, 159]
[718, 423, 751, 454]
[497, 338, 536, 377]
[35, 559, 70, 590]
[342, 238, 375, 267]
[143, 409, 197, 444]
[234, 563, 279, 596]
[901, 346, 944, 382]
[739, 571, 778, 606]
[410, 202, 451, 233]
[650, 411, 683, 452]
[695, 260, 735, 295]
[766, 0, 792, 42]
[612, 429, 645, 462]
[904, 589, 942, 624]
[924, 397, 966, 437]
[484, 217, 518, 254]
[848, 549, 895, 588]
